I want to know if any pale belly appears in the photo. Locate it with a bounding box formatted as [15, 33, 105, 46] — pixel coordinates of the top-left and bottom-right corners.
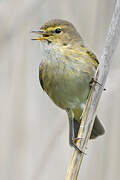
[40, 60, 95, 110]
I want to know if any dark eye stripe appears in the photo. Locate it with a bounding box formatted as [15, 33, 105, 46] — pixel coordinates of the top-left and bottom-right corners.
[55, 28, 62, 33]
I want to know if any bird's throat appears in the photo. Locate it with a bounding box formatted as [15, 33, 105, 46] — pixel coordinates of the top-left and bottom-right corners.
[39, 41, 64, 64]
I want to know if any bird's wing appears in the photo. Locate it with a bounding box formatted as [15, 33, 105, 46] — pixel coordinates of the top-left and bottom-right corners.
[39, 62, 44, 91]
[66, 46, 99, 68]
[86, 49, 99, 66]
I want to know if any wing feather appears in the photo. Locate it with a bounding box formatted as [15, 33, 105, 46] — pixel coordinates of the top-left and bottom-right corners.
[39, 63, 44, 91]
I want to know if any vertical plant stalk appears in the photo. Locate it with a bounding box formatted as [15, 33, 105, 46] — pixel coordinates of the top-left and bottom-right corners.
[66, 0, 120, 179]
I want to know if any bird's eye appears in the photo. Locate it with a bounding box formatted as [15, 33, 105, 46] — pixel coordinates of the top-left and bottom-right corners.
[55, 28, 62, 34]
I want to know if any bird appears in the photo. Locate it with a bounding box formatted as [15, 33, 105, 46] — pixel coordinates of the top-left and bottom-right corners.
[32, 19, 105, 152]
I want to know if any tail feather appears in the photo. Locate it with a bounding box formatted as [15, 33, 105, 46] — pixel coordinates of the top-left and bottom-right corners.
[74, 116, 105, 139]
[90, 116, 105, 139]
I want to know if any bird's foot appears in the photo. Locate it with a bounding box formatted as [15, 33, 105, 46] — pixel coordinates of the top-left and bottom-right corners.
[71, 138, 86, 154]
[90, 78, 106, 91]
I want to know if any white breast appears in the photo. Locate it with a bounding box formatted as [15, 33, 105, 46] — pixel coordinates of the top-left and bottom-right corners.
[39, 41, 63, 63]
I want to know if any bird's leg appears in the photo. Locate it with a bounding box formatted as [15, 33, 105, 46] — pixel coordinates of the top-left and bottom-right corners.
[66, 109, 85, 154]
[89, 78, 106, 91]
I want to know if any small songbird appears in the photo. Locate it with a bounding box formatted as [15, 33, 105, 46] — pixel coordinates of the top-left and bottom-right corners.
[32, 19, 105, 152]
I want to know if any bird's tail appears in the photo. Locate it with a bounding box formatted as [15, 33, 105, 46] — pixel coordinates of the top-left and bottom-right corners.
[74, 115, 105, 139]
[90, 116, 105, 139]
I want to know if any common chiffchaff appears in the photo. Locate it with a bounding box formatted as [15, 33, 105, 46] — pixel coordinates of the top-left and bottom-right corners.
[32, 19, 105, 152]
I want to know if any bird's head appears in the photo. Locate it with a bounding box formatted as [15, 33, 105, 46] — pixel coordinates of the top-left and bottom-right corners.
[32, 19, 83, 48]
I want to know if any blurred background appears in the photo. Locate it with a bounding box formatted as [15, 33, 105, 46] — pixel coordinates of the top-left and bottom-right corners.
[0, 0, 120, 179]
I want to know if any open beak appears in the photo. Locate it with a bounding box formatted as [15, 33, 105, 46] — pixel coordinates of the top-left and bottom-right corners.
[31, 30, 47, 40]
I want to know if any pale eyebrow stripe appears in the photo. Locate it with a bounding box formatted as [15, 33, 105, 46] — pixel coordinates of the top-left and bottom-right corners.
[46, 26, 63, 31]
